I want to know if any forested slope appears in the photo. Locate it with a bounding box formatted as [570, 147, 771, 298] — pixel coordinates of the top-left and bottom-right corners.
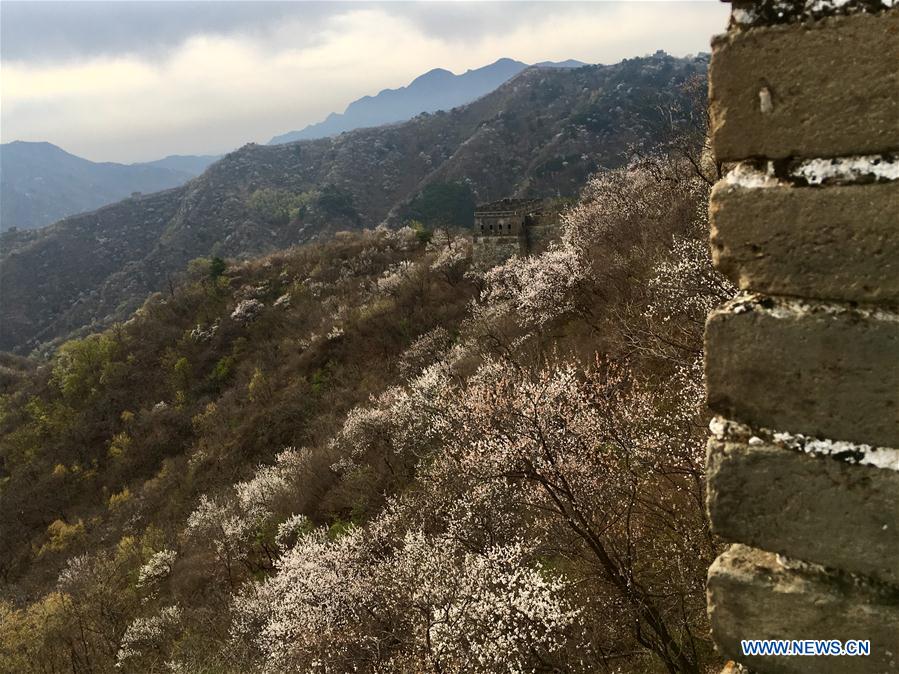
[1, 133, 733, 671]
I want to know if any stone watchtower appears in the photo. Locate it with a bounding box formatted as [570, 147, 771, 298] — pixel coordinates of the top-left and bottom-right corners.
[472, 198, 557, 266]
[703, 2, 898, 673]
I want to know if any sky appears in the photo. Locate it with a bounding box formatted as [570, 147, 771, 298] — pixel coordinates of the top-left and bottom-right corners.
[1, 1, 730, 163]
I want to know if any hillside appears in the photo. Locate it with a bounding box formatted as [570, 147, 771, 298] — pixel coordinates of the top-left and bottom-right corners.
[0, 148, 730, 672]
[0, 53, 707, 354]
[268, 57, 585, 144]
[0, 142, 218, 231]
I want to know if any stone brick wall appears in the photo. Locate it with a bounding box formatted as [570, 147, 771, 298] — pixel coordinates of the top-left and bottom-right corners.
[471, 198, 562, 266]
[703, 2, 899, 672]
[471, 234, 526, 268]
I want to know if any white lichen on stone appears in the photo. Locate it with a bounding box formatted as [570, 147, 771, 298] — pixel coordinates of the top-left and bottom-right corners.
[731, 7, 758, 24]
[723, 291, 899, 323]
[731, 0, 896, 26]
[708, 416, 736, 439]
[710, 415, 899, 471]
[723, 162, 781, 188]
[723, 155, 898, 189]
[793, 155, 899, 185]
[811, 0, 856, 10]
[772, 430, 899, 470]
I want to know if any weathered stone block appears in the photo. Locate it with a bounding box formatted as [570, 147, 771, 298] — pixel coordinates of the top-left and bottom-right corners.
[708, 544, 899, 673]
[704, 295, 899, 448]
[472, 235, 525, 268]
[709, 12, 899, 161]
[710, 180, 899, 302]
[707, 438, 899, 585]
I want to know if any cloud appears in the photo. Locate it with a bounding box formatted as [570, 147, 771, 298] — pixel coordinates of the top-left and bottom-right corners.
[0, 1, 337, 63]
[0, 1, 728, 162]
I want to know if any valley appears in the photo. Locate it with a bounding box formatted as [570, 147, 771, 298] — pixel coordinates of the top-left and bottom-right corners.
[0, 53, 706, 355]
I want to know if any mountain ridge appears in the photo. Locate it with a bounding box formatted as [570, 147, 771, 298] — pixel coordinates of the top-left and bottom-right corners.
[0, 141, 219, 231]
[268, 58, 586, 145]
[0, 53, 707, 354]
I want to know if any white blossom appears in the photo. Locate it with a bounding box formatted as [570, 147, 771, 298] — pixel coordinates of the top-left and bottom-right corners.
[393, 532, 580, 672]
[477, 245, 585, 327]
[116, 605, 182, 668]
[234, 447, 312, 522]
[645, 232, 734, 325]
[231, 299, 264, 323]
[375, 261, 416, 296]
[429, 238, 472, 279]
[188, 320, 219, 342]
[275, 514, 311, 550]
[398, 327, 453, 377]
[231, 526, 377, 671]
[136, 549, 178, 590]
[57, 554, 94, 592]
[184, 494, 253, 560]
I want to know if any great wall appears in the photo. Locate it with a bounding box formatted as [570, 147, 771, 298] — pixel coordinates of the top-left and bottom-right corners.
[471, 198, 563, 266]
[702, 1, 898, 672]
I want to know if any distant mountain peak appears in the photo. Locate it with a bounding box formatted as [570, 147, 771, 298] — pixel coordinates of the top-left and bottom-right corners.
[1, 140, 72, 159]
[6, 140, 57, 147]
[462, 57, 524, 74]
[412, 67, 454, 82]
[534, 59, 587, 69]
[268, 57, 582, 145]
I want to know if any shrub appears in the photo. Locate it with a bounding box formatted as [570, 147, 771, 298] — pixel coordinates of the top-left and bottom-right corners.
[39, 519, 86, 556]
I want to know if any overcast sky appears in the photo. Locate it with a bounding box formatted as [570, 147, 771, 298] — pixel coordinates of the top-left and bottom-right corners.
[1, 1, 729, 163]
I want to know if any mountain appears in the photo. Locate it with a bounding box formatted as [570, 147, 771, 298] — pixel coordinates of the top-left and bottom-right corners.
[535, 59, 587, 68]
[0, 142, 219, 231]
[268, 57, 586, 144]
[1, 58, 585, 233]
[0, 53, 707, 354]
[0, 149, 719, 673]
[139, 154, 221, 175]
